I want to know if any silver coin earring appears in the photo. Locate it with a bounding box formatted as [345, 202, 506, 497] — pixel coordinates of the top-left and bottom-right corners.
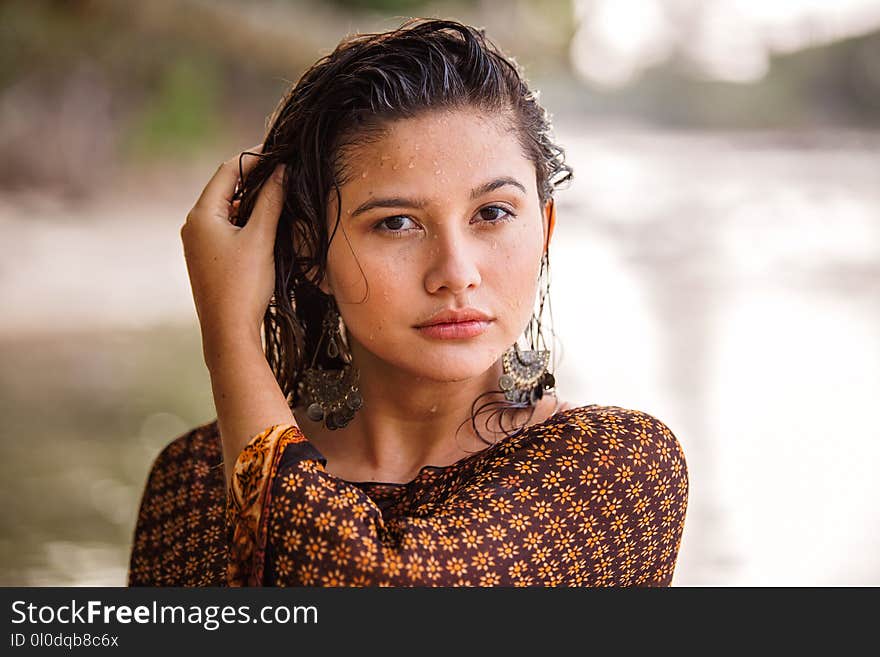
[499, 250, 556, 405]
[298, 296, 363, 430]
[499, 342, 555, 405]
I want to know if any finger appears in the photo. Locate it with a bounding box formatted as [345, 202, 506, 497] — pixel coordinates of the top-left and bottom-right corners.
[194, 143, 265, 213]
[245, 164, 286, 240]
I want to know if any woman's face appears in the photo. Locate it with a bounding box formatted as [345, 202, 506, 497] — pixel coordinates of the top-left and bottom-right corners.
[321, 107, 550, 383]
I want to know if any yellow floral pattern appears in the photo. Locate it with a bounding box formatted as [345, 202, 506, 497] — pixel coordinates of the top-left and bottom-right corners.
[230, 405, 689, 587]
[128, 422, 228, 586]
[129, 405, 688, 587]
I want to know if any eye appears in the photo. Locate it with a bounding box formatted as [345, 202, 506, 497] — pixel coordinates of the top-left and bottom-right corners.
[373, 215, 420, 236]
[474, 205, 515, 224]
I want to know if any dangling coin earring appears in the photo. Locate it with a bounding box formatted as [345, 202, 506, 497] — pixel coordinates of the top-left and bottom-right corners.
[499, 342, 555, 405]
[298, 297, 363, 430]
[499, 245, 555, 406]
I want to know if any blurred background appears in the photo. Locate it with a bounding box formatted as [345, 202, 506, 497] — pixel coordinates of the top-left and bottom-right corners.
[1, 0, 878, 586]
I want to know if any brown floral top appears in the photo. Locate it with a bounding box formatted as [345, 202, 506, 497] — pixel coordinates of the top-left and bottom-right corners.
[129, 405, 688, 587]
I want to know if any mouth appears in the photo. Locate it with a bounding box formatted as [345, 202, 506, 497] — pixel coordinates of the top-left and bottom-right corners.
[415, 319, 493, 340]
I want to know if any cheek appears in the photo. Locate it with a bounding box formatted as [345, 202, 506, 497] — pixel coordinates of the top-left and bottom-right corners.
[325, 233, 370, 302]
[492, 222, 544, 321]
[330, 246, 413, 337]
[326, 220, 422, 303]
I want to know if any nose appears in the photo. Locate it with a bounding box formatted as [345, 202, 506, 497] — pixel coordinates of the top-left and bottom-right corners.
[423, 224, 482, 296]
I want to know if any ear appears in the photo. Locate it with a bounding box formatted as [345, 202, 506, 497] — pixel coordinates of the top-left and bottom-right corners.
[543, 199, 556, 254]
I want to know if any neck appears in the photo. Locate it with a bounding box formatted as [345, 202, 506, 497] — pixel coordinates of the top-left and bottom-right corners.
[349, 341, 507, 481]
[296, 339, 543, 484]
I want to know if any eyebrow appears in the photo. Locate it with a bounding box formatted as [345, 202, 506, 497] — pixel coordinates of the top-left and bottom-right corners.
[349, 176, 528, 218]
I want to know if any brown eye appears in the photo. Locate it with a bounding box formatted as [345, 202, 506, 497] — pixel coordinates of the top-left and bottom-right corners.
[374, 215, 418, 237]
[476, 206, 514, 223]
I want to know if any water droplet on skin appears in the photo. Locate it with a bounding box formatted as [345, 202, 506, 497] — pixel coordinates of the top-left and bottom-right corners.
[361, 171, 368, 178]
[429, 404, 438, 413]
[435, 170, 441, 175]
[392, 164, 399, 171]
[408, 162, 415, 169]
[492, 241, 498, 249]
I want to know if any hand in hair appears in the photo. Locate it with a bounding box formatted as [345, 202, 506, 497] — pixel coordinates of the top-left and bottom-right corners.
[181, 144, 283, 347]
[180, 145, 296, 487]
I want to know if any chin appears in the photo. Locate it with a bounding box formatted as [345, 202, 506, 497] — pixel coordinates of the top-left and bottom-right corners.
[349, 328, 509, 382]
[387, 342, 502, 383]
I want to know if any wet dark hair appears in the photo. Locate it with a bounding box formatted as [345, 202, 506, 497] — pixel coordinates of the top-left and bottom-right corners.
[233, 17, 573, 441]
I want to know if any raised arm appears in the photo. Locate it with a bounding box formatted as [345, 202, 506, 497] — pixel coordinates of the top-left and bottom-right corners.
[180, 147, 296, 487]
[203, 326, 295, 488]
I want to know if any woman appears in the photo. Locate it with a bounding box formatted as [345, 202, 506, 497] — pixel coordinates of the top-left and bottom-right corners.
[129, 18, 688, 587]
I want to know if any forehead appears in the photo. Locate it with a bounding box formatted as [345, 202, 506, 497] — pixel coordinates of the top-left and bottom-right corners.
[335, 108, 536, 198]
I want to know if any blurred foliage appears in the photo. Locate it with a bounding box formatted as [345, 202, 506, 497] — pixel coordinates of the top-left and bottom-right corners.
[591, 29, 880, 129]
[0, 0, 110, 89]
[122, 56, 222, 161]
[0, 0, 320, 194]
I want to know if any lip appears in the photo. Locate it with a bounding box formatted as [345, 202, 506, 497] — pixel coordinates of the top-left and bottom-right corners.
[414, 307, 494, 340]
[416, 307, 493, 327]
[416, 319, 492, 339]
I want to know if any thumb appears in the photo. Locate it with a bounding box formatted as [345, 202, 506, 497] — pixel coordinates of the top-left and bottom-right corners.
[245, 164, 286, 241]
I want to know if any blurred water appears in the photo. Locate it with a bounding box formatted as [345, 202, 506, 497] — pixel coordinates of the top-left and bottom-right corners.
[550, 124, 880, 585]
[1, 123, 878, 585]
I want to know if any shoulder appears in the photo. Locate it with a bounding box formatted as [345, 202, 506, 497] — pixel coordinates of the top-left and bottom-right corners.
[129, 419, 226, 586]
[548, 403, 681, 443]
[539, 404, 688, 479]
[135, 418, 225, 514]
[537, 405, 689, 584]
[146, 419, 223, 482]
